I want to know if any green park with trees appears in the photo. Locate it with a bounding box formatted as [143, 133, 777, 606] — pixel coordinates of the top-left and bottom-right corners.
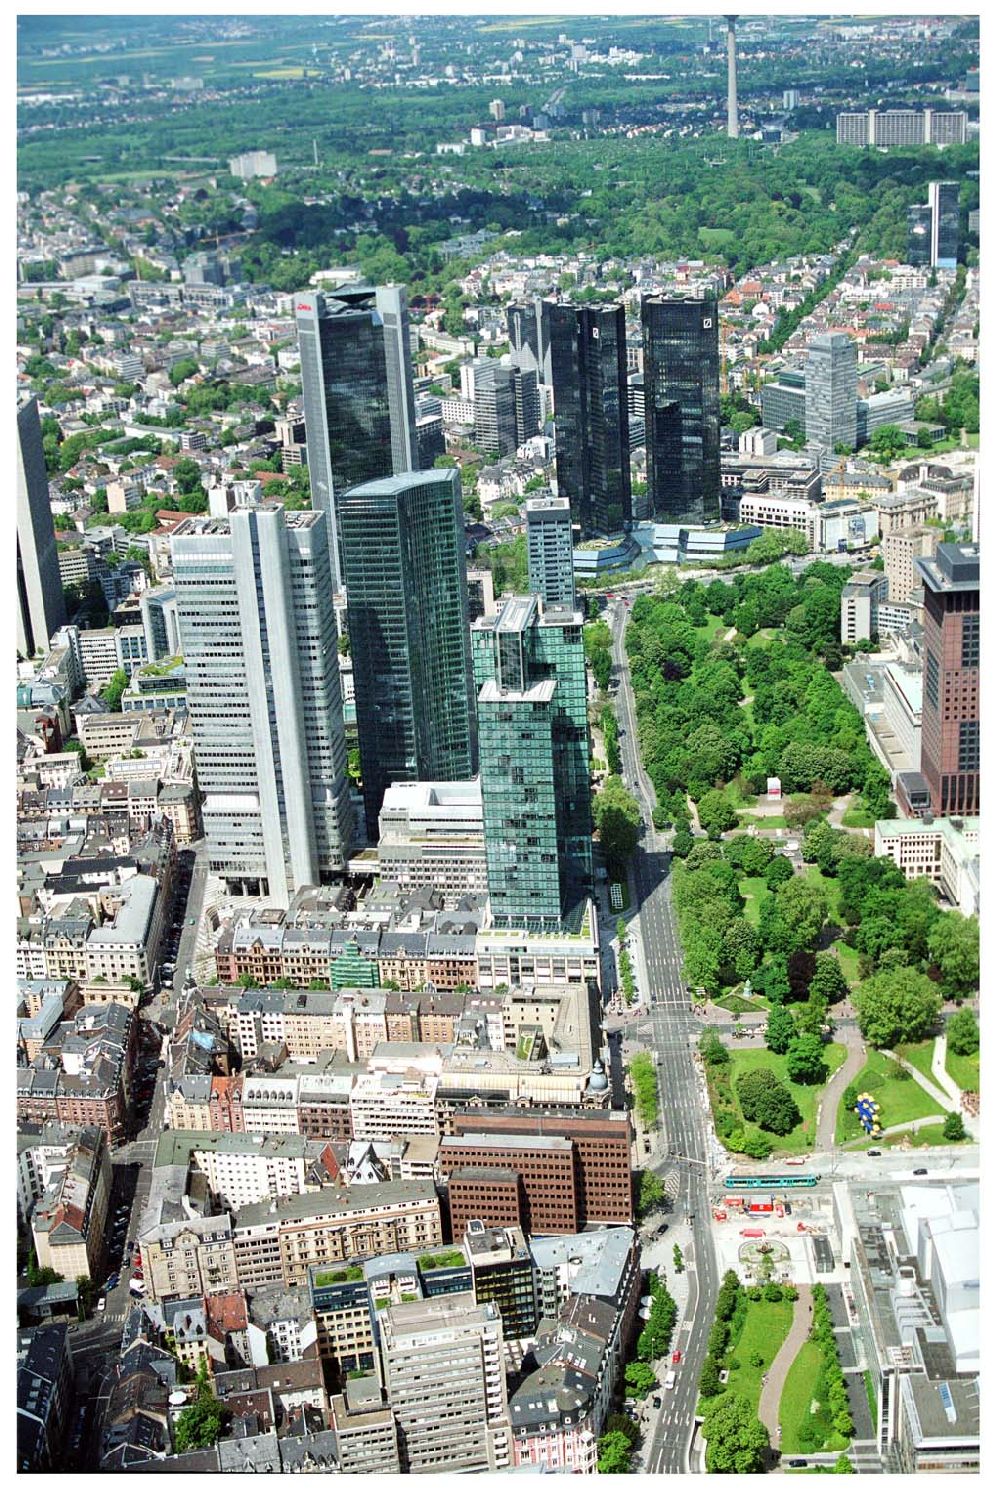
[621, 565, 977, 1157]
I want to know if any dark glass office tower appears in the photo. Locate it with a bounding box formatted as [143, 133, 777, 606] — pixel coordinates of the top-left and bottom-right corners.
[341, 469, 477, 841]
[549, 302, 632, 536]
[929, 181, 961, 269]
[907, 204, 933, 266]
[641, 294, 721, 525]
[297, 285, 418, 591]
[17, 396, 65, 658]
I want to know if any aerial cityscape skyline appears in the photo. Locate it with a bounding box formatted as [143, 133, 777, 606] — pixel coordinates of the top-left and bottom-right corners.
[16, 9, 980, 1478]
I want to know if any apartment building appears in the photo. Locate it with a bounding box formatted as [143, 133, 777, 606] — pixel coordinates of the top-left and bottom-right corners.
[883, 527, 939, 605]
[140, 1215, 240, 1303]
[231, 1184, 443, 1291]
[31, 1126, 111, 1282]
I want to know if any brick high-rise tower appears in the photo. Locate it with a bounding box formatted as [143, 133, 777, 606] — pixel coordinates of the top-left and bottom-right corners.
[917, 543, 979, 817]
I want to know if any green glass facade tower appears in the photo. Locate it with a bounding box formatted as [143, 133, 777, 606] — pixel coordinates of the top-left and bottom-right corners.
[472, 595, 592, 931]
[341, 470, 477, 841]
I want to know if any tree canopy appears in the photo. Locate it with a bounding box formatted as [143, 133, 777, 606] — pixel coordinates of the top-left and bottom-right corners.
[853, 967, 943, 1048]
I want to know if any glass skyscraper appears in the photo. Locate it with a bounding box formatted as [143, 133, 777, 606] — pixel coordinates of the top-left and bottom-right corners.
[641, 294, 721, 525]
[805, 331, 858, 455]
[296, 284, 418, 591]
[929, 181, 961, 269]
[907, 203, 933, 266]
[549, 301, 632, 537]
[172, 506, 352, 905]
[472, 594, 592, 931]
[17, 396, 65, 659]
[341, 469, 477, 840]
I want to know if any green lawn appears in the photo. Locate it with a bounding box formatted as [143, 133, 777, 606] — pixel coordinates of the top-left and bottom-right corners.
[896, 1040, 937, 1087]
[699, 1297, 793, 1417]
[779, 1337, 850, 1454]
[835, 1049, 942, 1144]
[739, 876, 769, 927]
[845, 1121, 971, 1151]
[691, 611, 727, 642]
[721, 779, 759, 810]
[726, 1043, 847, 1154]
[945, 1044, 980, 1094]
[832, 940, 861, 987]
[739, 813, 788, 828]
[841, 797, 876, 829]
[716, 989, 768, 1015]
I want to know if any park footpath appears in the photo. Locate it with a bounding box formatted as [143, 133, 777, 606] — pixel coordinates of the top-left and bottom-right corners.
[815, 1025, 867, 1152]
[758, 1289, 813, 1459]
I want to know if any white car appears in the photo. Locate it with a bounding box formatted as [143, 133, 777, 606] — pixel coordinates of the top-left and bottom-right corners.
[97, 1296, 106, 1312]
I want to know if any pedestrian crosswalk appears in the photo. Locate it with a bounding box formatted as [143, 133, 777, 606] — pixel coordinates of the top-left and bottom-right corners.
[663, 1168, 681, 1201]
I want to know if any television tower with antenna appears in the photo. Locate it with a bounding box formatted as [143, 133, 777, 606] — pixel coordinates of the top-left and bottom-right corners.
[725, 16, 739, 138]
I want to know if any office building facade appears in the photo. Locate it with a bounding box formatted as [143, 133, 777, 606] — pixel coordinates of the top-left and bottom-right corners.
[805, 332, 858, 454]
[760, 368, 807, 435]
[448, 1105, 627, 1231]
[918, 544, 979, 817]
[379, 1295, 511, 1473]
[641, 295, 721, 525]
[473, 359, 519, 457]
[296, 285, 418, 591]
[341, 470, 477, 840]
[549, 302, 632, 536]
[172, 507, 353, 904]
[907, 204, 933, 266]
[507, 297, 552, 389]
[139, 585, 181, 662]
[472, 595, 592, 929]
[526, 496, 576, 609]
[929, 181, 961, 269]
[17, 398, 65, 659]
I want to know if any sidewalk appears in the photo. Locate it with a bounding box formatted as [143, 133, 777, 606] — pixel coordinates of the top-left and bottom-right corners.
[758, 1289, 813, 1451]
[931, 1035, 963, 1107]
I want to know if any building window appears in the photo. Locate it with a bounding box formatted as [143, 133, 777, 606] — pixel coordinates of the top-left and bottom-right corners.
[961, 614, 979, 669]
[925, 650, 939, 711]
[958, 721, 979, 773]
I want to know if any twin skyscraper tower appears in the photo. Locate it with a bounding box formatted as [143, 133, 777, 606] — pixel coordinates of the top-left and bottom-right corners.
[175, 280, 718, 923]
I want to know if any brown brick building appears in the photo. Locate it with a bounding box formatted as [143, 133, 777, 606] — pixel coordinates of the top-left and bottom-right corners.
[440, 1135, 578, 1238]
[442, 1108, 633, 1238]
[445, 1167, 524, 1241]
[917, 544, 979, 816]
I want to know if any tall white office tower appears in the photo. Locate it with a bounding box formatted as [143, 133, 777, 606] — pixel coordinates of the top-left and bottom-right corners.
[726, 17, 739, 138]
[805, 332, 858, 455]
[172, 505, 352, 906]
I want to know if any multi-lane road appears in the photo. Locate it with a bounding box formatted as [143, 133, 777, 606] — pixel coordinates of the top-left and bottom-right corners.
[606, 596, 719, 1473]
